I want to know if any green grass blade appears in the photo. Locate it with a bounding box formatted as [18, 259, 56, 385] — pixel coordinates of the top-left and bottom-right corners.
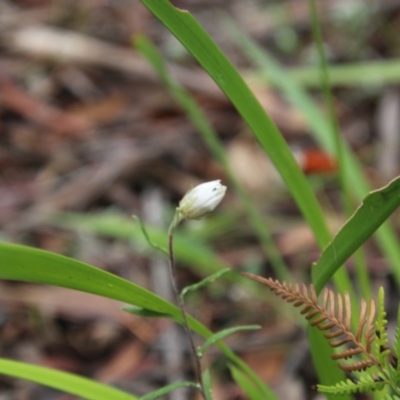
[139, 0, 354, 297]
[202, 368, 213, 400]
[198, 325, 260, 356]
[232, 23, 400, 290]
[314, 177, 400, 289]
[248, 59, 400, 88]
[0, 358, 138, 400]
[180, 269, 231, 300]
[229, 364, 276, 400]
[0, 242, 179, 315]
[140, 382, 199, 400]
[134, 34, 290, 281]
[0, 242, 278, 400]
[307, 0, 371, 301]
[140, 0, 330, 251]
[53, 211, 230, 278]
[51, 211, 270, 299]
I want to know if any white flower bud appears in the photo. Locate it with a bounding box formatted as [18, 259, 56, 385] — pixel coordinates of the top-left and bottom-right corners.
[178, 180, 227, 220]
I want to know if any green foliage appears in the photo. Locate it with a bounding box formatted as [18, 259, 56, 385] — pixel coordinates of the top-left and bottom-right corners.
[132, 215, 168, 255]
[375, 287, 391, 368]
[139, 0, 354, 394]
[0, 242, 277, 400]
[180, 269, 232, 301]
[389, 307, 400, 386]
[244, 273, 400, 396]
[197, 325, 260, 357]
[54, 211, 231, 279]
[317, 376, 387, 395]
[0, 358, 138, 400]
[139, 0, 333, 253]
[231, 18, 400, 289]
[202, 369, 213, 400]
[313, 176, 400, 291]
[229, 364, 272, 400]
[140, 382, 199, 400]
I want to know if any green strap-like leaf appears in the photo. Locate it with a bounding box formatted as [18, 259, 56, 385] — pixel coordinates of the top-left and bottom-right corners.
[0, 242, 277, 400]
[314, 177, 400, 290]
[231, 22, 400, 290]
[0, 358, 138, 400]
[140, 0, 331, 252]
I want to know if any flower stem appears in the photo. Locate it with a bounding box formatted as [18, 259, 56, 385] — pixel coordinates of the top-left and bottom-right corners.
[168, 214, 205, 399]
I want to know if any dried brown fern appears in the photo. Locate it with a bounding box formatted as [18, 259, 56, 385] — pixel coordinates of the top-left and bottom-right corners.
[242, 273, 380, 373]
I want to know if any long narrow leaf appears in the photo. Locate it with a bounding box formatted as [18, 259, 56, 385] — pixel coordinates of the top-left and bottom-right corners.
[0, 242, 278, 400]
[0, 358, 138, 400]
[231, 23, 400, 291]
[140, 0, 331, 251]
[314, 176, 400, 289]
[248, 59, 400, 88]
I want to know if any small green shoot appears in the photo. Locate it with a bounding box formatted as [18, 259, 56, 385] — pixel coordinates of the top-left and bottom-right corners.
[140, 382, 200, 400]
[180, 268, 231, 301]
[198, 325, 261, 358]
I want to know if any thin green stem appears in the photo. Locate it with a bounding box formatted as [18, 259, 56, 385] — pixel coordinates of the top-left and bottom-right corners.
[168, 221, 205, 399]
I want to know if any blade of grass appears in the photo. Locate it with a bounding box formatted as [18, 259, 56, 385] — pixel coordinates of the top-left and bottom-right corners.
[247, 59, 400, 88]
[180, 269, 231, 300]
[134, 34, 290, 282]
[53, 211, 230, 277]
[139, 0, 354, 295]
[307, 0, 371, 300]
[231, 23, 400, 291]
[0, 242, 278, 400]
[51, 211, 274, 299]
[229, 364, 276, 400]
[0, 358, 138, 400]
[139, 0, 330, 248]
[198, 325, 260, 356]
[140, 382, 199, 400]
[314, 176, 400, 289]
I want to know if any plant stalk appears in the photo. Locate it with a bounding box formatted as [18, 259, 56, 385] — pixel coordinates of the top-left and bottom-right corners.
[168, 218, 205, 399]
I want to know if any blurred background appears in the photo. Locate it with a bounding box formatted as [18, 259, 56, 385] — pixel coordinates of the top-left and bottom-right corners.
[1, 0, 400, 399]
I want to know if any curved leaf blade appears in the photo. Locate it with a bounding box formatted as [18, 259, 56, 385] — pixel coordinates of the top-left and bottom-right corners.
[0, 242, 278, 400]
[198, 325, 260, 356]
[139, 0, 331, 251]
[314, 176, 400, 290]
[0, 358, 138, 400]
[140, 381, 199, 400]
[0, 242, 178, 316]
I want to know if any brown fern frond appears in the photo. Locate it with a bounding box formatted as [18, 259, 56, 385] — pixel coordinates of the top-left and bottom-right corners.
[241, 273, 382, 373]
[338, 360, 375, 372]
[332, 348, 363, 360]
